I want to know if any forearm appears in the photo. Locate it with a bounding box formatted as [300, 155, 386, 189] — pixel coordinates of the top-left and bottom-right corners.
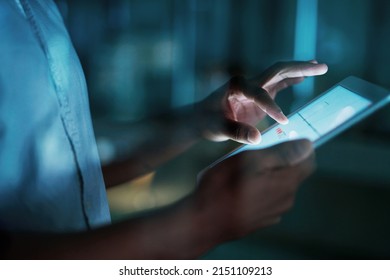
[3, 197, 220, 259]
[101, 105, 203, 187]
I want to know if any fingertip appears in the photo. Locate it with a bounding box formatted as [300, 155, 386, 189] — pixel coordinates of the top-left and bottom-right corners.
[225, 119, 262, 145]
[279, 115, 289, 125]
[305, 60, 328, 75]
[291, 138, 314, 160]
[248, 129, 261, 144]
[307, 63, 328, 76]
[273, 111, 289, 125]
[319, 63, 328, 74]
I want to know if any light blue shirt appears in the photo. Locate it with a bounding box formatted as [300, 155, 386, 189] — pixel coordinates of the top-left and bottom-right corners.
[0, 0, 111, 232]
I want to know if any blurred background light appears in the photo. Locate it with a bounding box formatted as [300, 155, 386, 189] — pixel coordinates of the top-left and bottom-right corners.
[57, 0, 390, 259]
[293, 0, 318, 108]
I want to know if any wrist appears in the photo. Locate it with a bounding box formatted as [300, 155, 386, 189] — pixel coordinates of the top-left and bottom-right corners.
[185, 193, 230, 251]
[158, 194, 225, 258]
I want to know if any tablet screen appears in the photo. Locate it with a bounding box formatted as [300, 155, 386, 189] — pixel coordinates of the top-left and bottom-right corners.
[230, 86, 372, 156]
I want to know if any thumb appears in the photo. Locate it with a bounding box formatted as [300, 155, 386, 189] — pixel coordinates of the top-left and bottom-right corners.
[255, 139, 314, 168]
[222, 119, 261, 144]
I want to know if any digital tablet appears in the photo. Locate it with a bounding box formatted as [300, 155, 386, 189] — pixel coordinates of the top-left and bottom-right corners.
[207, 76, 390, 167]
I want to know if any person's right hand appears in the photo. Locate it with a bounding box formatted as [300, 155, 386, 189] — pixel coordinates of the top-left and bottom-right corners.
[195, 139, 315, 241]
[195, 61, 328, 144]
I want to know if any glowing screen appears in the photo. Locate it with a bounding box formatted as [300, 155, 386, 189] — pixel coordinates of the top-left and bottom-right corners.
[231, 86, 372, 156]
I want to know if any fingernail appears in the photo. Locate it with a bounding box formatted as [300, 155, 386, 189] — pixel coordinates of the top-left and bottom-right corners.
[281, 118, 289, 125]
[279, 113, 289, 125]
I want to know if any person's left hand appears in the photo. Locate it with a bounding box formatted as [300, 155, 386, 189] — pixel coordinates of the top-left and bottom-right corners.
[196, 60, 328, 144]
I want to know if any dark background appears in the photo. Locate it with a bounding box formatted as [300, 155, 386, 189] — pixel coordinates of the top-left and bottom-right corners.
[58, 0, 390, 259]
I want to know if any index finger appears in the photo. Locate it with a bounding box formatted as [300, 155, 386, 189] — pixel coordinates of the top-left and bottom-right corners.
[230, 76, 289, 125]
[248, 85, 289, 124]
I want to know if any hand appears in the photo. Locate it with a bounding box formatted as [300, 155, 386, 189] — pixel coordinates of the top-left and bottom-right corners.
[195, 139, 315, 241]
[196, 61, 328, 144]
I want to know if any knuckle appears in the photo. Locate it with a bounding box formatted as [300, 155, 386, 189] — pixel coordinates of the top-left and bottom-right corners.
[233, 125, 249, 142]
[232, 124, 242, 141]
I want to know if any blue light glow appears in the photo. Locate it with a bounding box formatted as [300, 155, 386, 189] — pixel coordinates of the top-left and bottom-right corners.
[293, 0, 318, 107]
[230, 86, 372, 155]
